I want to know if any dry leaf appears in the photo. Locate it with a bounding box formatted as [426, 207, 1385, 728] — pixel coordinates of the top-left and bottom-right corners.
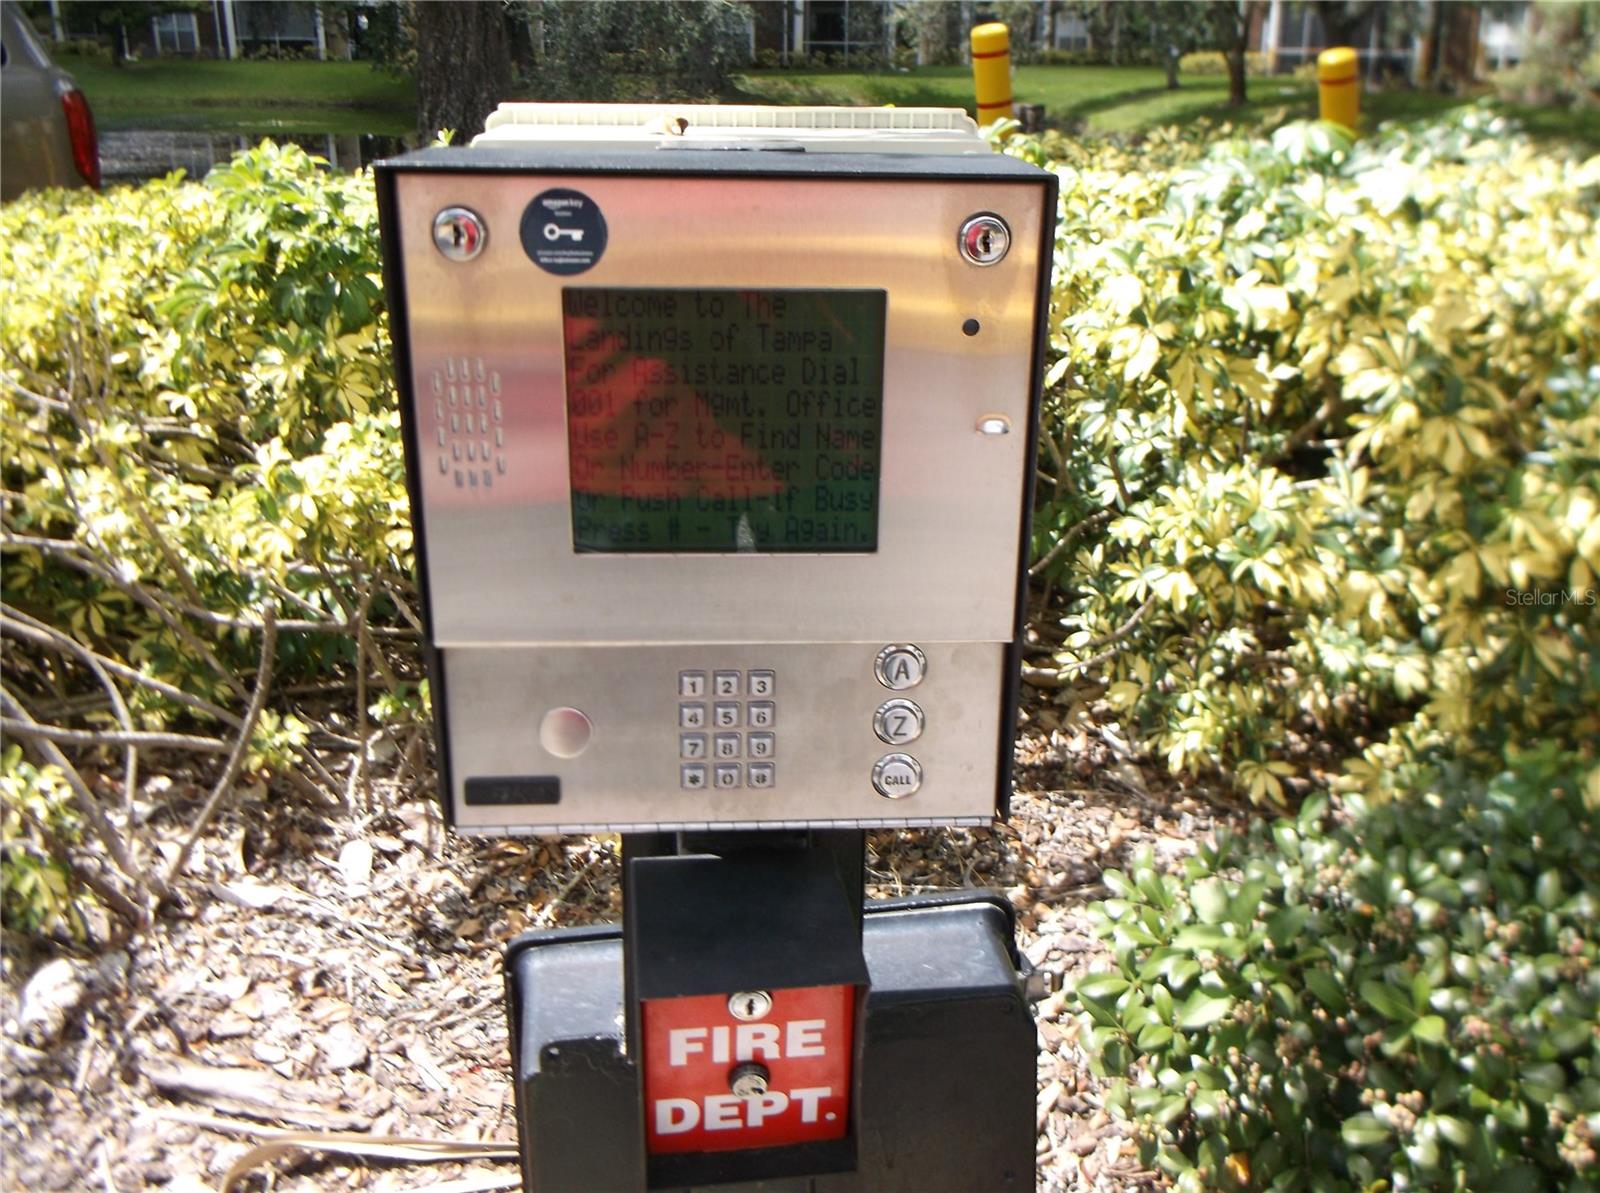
[215, 881, 295, 911]
[339, 839, 375, 892]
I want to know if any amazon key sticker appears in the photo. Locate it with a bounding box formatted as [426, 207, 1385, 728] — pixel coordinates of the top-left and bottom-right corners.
[521, 188, 608, 275]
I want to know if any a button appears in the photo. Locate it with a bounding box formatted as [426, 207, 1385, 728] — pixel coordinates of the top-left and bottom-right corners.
[874, 644, 927, 690]
[748, 763, 775, 789]
[714, 764, 741, 789]
[748, 702, 775, 729]
[680, 733, 707, 760]
[873, 699, 924, 746]
[748, 671, 775, 697]
[748, 733, 775, 759]
[713, 671, 741, 697]
[681, 764, 707, 790]
[538, 707, 592, 758]
[679, 671, 706, 697]
[679, 703, 706, 729]
[714, 733, 741, 760]
[713, 702, 741, 728]
[872, 753, 922, 799]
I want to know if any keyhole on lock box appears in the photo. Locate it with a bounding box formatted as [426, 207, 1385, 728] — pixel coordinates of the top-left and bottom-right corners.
[728, 989, 773, 1020]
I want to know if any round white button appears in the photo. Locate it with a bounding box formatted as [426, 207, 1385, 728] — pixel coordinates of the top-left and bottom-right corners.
[873, 699, 924, 746]
[874, 644, 926, 690]
[872, 753, 922, 799]
[538, 707, 592, 758]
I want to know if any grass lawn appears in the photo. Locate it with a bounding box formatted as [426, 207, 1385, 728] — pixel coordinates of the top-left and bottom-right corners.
[736, 65, 1600, 147]
[55, 54, 1598, 149]
[58, 54, 415, 136]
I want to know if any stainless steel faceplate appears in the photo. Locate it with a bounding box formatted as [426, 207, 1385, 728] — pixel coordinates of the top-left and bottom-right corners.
[388, 164, 1048, 831]
[393, 171, 1045, 647]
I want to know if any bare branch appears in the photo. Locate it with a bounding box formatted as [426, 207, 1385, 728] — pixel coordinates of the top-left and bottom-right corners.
[1029, 509, 1115, 577]
[0, 607, 241, 726]
[0, 720, 230, 753]
[1022, 594, 1158, 687]
[1, 684, 162, 911]
[161, 610, 277, 890]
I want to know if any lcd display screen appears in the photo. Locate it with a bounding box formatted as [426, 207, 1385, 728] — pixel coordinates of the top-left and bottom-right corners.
[562, 288, 886, 553]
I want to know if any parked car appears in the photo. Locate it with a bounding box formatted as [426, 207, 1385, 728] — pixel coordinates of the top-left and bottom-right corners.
[1, 0, 99, 200]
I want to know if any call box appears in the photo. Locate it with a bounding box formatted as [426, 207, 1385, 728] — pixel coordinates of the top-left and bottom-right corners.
[376, 104, 1056, 834]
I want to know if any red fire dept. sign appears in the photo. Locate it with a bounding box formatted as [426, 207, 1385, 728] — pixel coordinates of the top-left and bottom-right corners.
[641, 983, 855, 1154]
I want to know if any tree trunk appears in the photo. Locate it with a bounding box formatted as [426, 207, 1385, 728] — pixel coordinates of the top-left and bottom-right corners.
[1165, 48, 1180, 89]
[1209, 1, 1250, 107]
[414, 1, 513, 143]
[1226, 42, 1247, 104]
[1311, 1, 1371, 51]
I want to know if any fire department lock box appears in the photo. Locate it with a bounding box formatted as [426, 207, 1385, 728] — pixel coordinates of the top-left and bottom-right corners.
[376, 104, 1056, 836]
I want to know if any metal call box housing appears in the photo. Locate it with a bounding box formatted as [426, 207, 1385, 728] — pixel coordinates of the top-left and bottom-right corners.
[376, 125, 1055, 835]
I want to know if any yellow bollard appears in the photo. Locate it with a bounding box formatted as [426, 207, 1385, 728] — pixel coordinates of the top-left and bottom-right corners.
[1317, 46, 1361, 130]
[971, 22, 1013, 127]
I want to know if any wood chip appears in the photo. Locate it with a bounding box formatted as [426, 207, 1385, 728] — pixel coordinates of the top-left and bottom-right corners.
[143, 1060, 371, 1131]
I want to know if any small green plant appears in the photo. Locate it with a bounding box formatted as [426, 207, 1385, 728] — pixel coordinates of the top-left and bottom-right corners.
[0, 747, 85, 937]
[1076, 745, 1599, 1191]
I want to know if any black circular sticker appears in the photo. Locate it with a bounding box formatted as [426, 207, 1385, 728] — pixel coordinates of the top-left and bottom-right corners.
[521, 188, 608, 275]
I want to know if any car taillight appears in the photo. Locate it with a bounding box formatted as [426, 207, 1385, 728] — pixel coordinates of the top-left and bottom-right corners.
[59, 88, 100, 190]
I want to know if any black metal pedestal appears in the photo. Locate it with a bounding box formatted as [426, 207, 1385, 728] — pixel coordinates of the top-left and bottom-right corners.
[505, 891, 1037, 1193]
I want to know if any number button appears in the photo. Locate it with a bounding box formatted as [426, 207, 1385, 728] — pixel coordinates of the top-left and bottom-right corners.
[679, 671, 707, 697]
[873, 699, 924, 746]
[681, 764, 708, 790]
[679, 703, 706, 729]
[748, 670, 775, 697]
[714, 764, 741, 789]
[714, 733, 741, 760]
[748, 702, 775, 729]
[680, 733, 707, 760]
[713, 671, 741, 697]
[713, 702, 741, 729]
[748, 732, 775, 759]
[748, 763, 775, 789]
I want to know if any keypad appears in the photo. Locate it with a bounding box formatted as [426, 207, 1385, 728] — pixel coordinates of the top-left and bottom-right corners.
[678, 668, 776, 789]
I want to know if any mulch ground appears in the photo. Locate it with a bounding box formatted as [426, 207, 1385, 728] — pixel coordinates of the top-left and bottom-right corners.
[1, 689, 1243, 1192]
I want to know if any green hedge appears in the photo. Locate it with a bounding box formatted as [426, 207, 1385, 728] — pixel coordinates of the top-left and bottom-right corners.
[996, 108, 1600, 1190]
[1014, 111, 1599, 808]
[1088, 748, 1598, 1190]
[1, 144, 414, 932]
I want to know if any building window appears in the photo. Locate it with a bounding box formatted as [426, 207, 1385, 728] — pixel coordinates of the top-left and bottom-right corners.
[1055, 14, 1090, 51]
[152, 10, 199, 54]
